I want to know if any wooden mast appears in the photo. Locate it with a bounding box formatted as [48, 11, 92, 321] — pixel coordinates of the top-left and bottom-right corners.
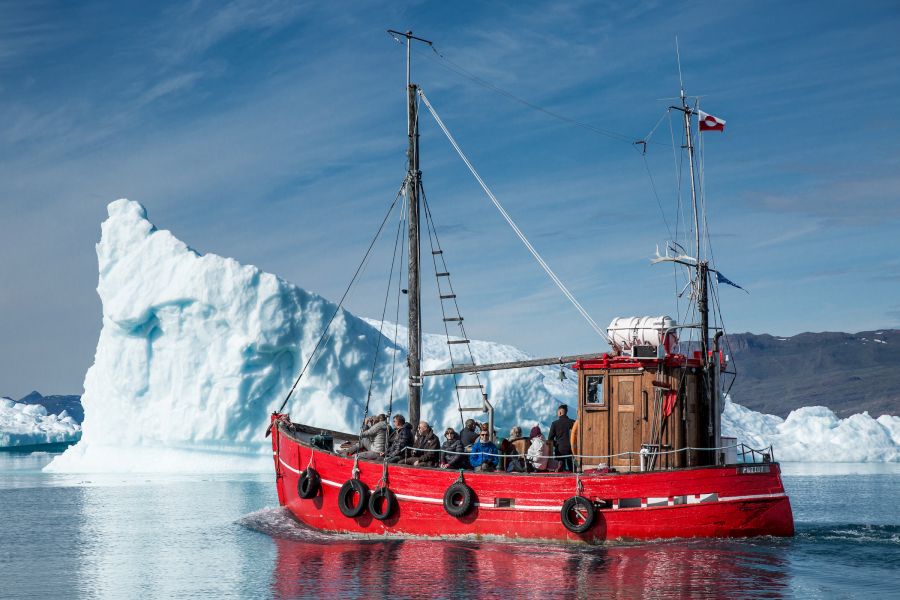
[389, 29, 432, 428]
[407, 78, 422, 428]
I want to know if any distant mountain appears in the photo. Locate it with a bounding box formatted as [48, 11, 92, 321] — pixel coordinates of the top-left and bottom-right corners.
[16, 391, 83, 423]
[725, 329, 900, 418]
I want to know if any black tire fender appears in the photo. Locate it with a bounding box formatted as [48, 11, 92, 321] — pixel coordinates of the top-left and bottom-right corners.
[298, 467, 320, 499]
[338, 479, 370, 518]
[561, 496, 595, 534]
[368, 487, 397, 521]
[443, 482, 474, 517]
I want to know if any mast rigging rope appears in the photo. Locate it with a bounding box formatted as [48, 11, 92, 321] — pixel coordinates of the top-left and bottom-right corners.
[360, 190, 408, 431]
[411, 40, 666, 148]
[418, 89, 613, 346]
[267, 179, 408, 432]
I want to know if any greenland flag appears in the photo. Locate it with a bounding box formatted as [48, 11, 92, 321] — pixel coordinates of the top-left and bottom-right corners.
[698, 110, 726, 132]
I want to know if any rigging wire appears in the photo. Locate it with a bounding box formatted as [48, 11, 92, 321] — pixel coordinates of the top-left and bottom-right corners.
[641, 153, 674, 241]
[641, 110, 671, 146]
[418, 88, 613, 346]
[360, 188, 408, 428]
[694, 118, 739, 396]
[417, 36, 739, 405]
[381, 189, 408, 460]
[709, 277, 738, 396]
[393, 35, 685, 315]
[416, 44, 639, 146]
[267, 179, 407, 431]
[637, 108, 675, 240]
[393, 34, 673, 150]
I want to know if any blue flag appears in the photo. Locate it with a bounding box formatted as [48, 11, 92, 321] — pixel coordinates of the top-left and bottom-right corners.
[715, 271, 749, 293]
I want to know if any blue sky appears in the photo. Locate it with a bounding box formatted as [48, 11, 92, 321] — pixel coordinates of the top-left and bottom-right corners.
[1, 0, 899, 397]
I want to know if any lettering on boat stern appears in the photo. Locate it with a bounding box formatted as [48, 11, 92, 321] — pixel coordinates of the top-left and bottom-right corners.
[737, 465, 771, 474]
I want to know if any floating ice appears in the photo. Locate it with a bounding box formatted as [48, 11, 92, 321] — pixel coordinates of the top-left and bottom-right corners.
[0, 397, 81, 447]
[46, 200, 899, 471]
[723, 399, 899, 462]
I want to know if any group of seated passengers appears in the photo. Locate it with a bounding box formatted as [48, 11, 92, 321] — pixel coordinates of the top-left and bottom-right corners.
[340, 413, 566, 473]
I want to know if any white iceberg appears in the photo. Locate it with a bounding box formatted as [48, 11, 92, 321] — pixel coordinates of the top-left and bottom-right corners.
[48, 200, 572, 473]
[0, 397, 81, 447]
[723, 399, 899, 462]
[47, 200, 899, 472]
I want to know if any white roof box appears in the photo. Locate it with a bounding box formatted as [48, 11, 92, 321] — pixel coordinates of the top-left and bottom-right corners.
[607, 316, 678, 355]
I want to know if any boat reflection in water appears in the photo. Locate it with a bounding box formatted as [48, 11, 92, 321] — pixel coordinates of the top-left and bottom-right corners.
[270, 515, 791, 598]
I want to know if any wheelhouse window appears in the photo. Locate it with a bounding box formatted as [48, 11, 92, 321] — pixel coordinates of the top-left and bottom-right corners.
[585, 375, 604, 406]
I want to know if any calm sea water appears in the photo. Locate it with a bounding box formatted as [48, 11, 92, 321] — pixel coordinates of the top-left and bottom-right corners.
[0, 454, 897, 599]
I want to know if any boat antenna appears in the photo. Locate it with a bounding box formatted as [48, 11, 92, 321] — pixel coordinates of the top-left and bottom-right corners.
[387, 29, 433, 429]
[676, 36, 685, 100]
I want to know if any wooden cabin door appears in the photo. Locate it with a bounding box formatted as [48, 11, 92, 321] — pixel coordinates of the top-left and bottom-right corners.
[611, 376, 642, 471]
[578, 372, 609, 469]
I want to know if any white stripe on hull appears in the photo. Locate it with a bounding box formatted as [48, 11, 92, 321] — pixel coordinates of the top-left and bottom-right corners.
[278, 456, 786, 513]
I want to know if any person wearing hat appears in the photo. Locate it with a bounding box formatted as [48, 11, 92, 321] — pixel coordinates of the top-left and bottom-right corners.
[548, 404, 575, 472]
[440, 427, 467, 469]
[459, 418, 478, 449]
[527, 425, 551, 471]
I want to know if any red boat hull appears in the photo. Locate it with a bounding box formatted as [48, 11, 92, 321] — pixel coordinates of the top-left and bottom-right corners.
[272, 420, 794, 543]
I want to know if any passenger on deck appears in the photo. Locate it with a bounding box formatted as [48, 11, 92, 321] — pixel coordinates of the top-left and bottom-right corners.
[503, 426, 528, 472]
[339, 415, 375, 456]
[440, 427, 468, 469]
[460, 419, 478, 449]
[548, 404, 575, 472]
[355, 414, 388, 460]
[399, 421, 441, 466]
[470, 425, 499, 472]
[527, 425, 552, 472]
[385, 414, 413, 463]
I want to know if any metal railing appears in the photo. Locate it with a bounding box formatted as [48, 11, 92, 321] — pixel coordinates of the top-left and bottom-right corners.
[392, 441, 778, 471]
[737, 443, 774, 464]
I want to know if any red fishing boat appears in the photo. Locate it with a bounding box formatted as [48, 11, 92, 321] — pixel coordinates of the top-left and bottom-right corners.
[268, 32, 794, 543]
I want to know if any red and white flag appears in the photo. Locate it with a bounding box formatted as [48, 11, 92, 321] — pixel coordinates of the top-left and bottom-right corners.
[698, 110, 726, 132]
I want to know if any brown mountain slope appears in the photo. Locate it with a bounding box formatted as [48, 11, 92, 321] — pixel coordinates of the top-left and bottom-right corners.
[724, 329, 900, 418]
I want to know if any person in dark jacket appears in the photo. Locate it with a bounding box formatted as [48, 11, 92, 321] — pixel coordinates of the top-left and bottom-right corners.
[459, 418, 478, 449]
[385, 414, 413, 463]
[440, 427, 468, 469]
[548, 404, 575, 472]
[399, 421, 441, 466]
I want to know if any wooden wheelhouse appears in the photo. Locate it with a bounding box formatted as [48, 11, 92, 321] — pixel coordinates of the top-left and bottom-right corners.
[574, 353, 710, 472]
